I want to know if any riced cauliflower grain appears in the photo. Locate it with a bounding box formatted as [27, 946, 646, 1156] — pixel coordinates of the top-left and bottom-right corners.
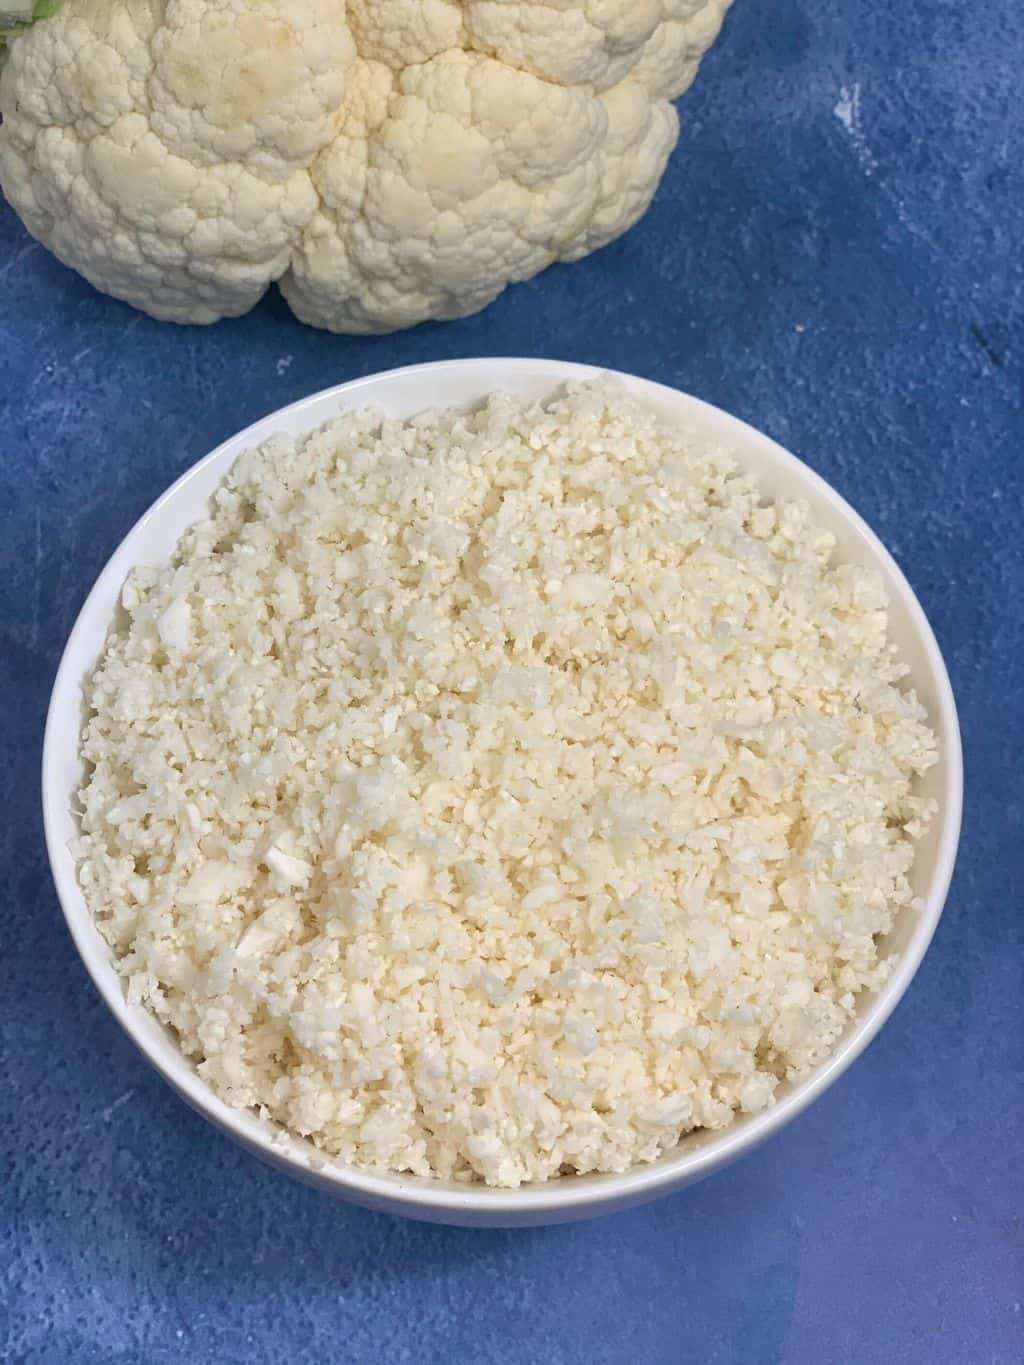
[77, 381, 938, 1187]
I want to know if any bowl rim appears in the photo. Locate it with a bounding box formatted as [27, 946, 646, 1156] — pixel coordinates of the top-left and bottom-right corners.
[42, 357, 963, 1219]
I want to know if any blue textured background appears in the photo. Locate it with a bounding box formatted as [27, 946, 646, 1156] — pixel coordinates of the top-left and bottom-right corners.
[2, 1, 1022, 1360]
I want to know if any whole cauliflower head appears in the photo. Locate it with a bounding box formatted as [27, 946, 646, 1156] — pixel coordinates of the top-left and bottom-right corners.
[0, 0, 731, 332]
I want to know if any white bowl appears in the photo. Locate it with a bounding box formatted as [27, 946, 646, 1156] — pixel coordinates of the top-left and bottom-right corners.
[43, 359, 962, 1227]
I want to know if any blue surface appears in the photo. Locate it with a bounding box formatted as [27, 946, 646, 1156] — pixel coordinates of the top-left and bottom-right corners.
[2, 1, 1022, 1360]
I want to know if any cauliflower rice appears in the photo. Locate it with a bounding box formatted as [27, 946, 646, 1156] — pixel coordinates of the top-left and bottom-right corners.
[76, 381, 938, 1187]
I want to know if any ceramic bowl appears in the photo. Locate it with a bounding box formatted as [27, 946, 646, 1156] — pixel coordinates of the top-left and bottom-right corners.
[43, 359, 962, 1226]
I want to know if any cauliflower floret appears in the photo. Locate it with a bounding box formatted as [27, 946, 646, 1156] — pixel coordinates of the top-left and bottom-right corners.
[0, 0, 732, 332]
